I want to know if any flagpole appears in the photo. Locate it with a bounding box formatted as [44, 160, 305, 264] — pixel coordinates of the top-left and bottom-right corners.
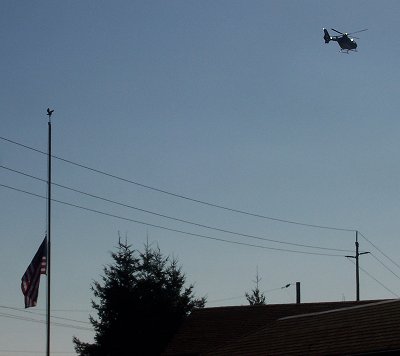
[46, 112, 52, 356]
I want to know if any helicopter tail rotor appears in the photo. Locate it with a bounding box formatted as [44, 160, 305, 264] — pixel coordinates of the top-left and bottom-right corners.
[323, 28, 331, 43]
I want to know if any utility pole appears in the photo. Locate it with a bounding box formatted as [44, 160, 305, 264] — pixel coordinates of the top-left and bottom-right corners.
[346, 230, 369, 301]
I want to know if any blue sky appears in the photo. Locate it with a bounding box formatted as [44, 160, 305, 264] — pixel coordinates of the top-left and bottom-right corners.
[2, 0, 400, 354]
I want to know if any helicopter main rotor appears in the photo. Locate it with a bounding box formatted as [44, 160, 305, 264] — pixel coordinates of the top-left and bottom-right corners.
[331, 28, 368, 38]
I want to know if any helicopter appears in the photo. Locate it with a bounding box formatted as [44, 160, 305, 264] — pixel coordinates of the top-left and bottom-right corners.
[323, 28, 368, 53]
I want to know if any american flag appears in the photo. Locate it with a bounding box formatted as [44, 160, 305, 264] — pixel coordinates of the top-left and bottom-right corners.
[21, 236, 47, 308]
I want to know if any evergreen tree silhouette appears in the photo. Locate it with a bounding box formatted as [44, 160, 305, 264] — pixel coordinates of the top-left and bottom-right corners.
[245, 267, 266, 306]
[74, 238, 205, 355]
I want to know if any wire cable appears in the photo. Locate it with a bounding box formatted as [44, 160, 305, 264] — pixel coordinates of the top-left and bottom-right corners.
[358, 264, 399, 298]
[346, 258, 399, 298]
[0, 311, 92, 331]
[0, 351, 75, 355]
[0, 136, 355, 232]
[0, 305, 90, 325]
[0, 164, 354, 254]
[370, 253, 400, 282]
[0, 183, 348, 257]
[5, 138, 400, 288]
[358, 232, 400, 271]
[207, 283, 294, 304]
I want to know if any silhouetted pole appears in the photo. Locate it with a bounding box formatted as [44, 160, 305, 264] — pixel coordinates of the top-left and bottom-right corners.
[46, 109, 53, 356]
[296, 282, 301, 304]
[355, 231, 360, 301]
[346, 231, 369, 301]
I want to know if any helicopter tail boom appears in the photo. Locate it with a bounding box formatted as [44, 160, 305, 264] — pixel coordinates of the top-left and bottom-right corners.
[323, 28, 331, 43]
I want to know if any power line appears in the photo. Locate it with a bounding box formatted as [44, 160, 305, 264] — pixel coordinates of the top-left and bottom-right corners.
[207, 295, 245, 304]
[34, 308, 91, 312]
[346, 258, 399, 298]
[358, 264, 399, 298]
[370, 253, 400, 282]
[358, 232, 400, 271]
[0, 351, 75, 355]
[0, 305, 90, 325]
[4, 136, 400, 287]
[0, 183, 347, 257]
[207, 283, 294, 304]
[0, 136, 355, 232]
[0, 164, 353, 254]
[0, 311, 92, 331]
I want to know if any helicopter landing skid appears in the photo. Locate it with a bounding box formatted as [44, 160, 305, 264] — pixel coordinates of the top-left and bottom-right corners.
[340, 49, 357, 54]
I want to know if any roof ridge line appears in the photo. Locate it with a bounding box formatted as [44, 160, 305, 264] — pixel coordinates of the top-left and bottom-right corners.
[278, 298, 399, 321]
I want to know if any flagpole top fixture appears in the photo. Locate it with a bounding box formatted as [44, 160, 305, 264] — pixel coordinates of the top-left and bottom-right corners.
[46, 108, 54, 122]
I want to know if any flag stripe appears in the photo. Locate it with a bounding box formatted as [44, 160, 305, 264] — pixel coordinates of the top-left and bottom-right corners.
[21, 236, 47, 308]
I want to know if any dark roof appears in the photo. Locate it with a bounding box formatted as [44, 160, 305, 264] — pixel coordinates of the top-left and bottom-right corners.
[209, 299, 400, 355]
[164, 300, 381, 355]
